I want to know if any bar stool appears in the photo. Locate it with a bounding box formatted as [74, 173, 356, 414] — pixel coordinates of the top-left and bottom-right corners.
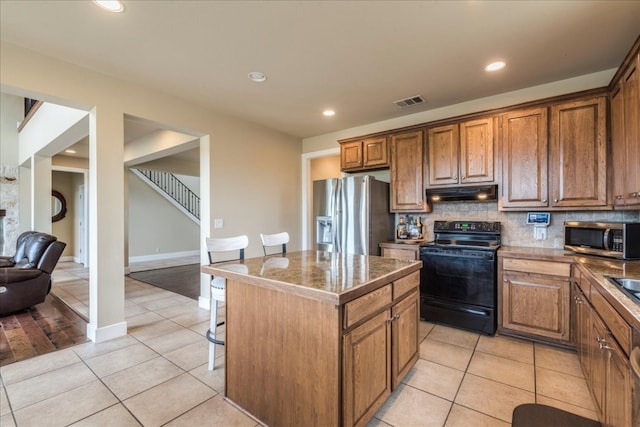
[260, 231, 289, 255]
[205, 235, 248, 370]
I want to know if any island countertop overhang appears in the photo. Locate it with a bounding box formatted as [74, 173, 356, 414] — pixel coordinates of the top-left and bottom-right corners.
[201, 250, 422, 305]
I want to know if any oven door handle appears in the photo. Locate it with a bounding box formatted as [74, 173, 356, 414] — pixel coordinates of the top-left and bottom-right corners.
[631, 347, 640, 380]
[421, 251, 493, 261]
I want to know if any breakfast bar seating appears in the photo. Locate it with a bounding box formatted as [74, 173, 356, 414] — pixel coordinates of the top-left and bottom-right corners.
[204, 235, 248, 370]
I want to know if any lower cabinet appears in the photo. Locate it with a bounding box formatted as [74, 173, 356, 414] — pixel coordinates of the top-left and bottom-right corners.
[380, 242, 420, 261]
[498, 255, 572, 345]
[342, 283, 419, 427]
[343, 310, 392, 427]
[572, 266, 632, 426]
[392, 290, 420, 388]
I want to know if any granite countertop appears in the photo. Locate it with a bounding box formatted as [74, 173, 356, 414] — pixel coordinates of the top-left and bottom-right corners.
[500, 245, 640, 328]
[573, 255, 640, 328]
[498, 245, 574, 260]
[201, 250, 422, 305]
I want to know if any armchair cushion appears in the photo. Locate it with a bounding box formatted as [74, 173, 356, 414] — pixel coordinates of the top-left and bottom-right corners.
[0, 232, 66, 316]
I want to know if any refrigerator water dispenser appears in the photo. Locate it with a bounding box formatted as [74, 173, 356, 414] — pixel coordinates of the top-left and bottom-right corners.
[316, 216, 333, 245]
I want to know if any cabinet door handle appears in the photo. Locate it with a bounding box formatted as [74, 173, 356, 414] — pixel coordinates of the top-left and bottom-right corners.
[554, 199, 559, 203]
[542, 199, 547, 204]
[599, 340, 613, 351]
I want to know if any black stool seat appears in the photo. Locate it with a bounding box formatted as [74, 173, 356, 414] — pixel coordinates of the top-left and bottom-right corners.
[512, 404, 601, 427]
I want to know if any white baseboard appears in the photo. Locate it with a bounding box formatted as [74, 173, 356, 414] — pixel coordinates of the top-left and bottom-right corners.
[59, 255, 75, 262]
[87, 321, 127, 343]
[198, 296, 210, 310]
[129, 250, 199, 264]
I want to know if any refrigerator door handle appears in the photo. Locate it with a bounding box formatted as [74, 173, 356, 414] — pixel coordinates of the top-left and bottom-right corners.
[332, 179, 340, 253]
[333, 179, 344, 253]
[360, 178, 368, 254]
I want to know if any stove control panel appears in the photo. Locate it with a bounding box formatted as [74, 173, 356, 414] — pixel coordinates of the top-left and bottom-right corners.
[433, 221, 501, 233]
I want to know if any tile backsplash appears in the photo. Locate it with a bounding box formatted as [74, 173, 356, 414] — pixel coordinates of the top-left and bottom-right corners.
[398, 202, 640, 248]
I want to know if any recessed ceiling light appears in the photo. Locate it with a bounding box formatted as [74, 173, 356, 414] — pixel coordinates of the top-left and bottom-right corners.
[248, 71, 267, 82]
[94, 1, 125, 12]
[65, 149, 77, 154]
[485, 61, 506, 72]
[323, 110, 335, 117]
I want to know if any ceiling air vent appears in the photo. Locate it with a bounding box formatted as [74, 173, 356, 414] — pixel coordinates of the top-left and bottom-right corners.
[393, 95, 425, 108]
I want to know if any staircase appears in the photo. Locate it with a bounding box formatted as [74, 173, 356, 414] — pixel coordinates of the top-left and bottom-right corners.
[131, 168, 200, 224]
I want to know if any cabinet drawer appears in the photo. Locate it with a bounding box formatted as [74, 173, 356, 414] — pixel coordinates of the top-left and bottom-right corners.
[344, 285, 392, 329]
[503, 258, 570, 277]
[382, 248, 418, 261]
[393, 271, 420, 300]
[590, 283, 631, 356]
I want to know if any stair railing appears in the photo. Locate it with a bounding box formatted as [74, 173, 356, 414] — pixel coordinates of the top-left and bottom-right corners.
[133, 168, 200, 221]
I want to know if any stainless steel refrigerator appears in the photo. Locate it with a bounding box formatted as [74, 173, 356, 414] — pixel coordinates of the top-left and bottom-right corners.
[313, 176, 393, 256]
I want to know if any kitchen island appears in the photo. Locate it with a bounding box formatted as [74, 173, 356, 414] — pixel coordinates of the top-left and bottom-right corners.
[201, 250, 422, 427]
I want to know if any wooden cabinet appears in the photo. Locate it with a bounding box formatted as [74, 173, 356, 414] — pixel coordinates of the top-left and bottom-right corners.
[391, 290, 419, 388]
[605, 333, 632, 427]
[380, 242, 420, 261]
[549, 97, 608, 208]
[427, 124, 458, 185]
[427, 117, 495, 187]
[390, 130, 429, 212]
[498, 255, 572, 345]
[572, 265, 633, 426]
[342, 272, 420, 427]
[611, 83, 627, 207]
[499, 107, 549, 209]
[340, 136, 388, 172]
[343, 310, 392, 427]
[461, 118, 495, 184]
[611, 51, 640, 207]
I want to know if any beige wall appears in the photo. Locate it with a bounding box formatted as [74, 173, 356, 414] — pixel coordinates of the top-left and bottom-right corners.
[128, 171, 199, 257]
[52, 170, 75, 257]
[0, 41, 302, 260]
[310, 155, 340, 182]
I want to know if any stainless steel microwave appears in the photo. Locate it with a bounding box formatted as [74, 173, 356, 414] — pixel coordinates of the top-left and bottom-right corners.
[564, 221, 640, 260]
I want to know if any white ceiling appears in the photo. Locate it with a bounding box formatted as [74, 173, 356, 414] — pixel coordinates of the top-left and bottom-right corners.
[1, 1, 639, 139]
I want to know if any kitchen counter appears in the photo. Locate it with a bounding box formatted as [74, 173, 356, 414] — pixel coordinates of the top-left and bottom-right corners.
[499, 246, 640, 329]
[202, 250, 421, 304]
[201, 250, 422, 427]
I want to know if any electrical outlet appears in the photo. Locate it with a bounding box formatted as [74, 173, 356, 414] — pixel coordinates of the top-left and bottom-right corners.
[534, 227, 547, 241]
[214, 218, 224, 229]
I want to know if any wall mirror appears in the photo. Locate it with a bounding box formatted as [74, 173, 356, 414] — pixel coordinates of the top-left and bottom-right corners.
[52, 190, 67, 222]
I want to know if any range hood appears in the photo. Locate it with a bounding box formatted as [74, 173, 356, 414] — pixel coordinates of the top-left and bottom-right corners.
[426, 185, 498, 202]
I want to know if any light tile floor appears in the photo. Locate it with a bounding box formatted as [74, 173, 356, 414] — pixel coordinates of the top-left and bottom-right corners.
[1, 262, 599, 426]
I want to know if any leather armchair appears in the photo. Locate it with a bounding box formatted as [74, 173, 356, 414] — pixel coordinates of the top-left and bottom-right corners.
[0, 232, 66, 316]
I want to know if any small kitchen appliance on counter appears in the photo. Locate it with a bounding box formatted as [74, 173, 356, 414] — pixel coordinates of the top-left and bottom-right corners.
[564, 221, 640, 260]
[419, 220, 501, 335]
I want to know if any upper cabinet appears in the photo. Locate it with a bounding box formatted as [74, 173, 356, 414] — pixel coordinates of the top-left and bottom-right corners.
[340, 136, 389, 172]
[390, 130, 429, 212]
[549, 96, 608, 208]
[500, 97, 608, 210]
[427, 117, 495, 187]
[611, 49, 640, 207]
[500, 107, 549, 209]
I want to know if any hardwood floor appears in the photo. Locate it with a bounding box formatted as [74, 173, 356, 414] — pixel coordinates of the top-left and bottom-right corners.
[128, 263, 201, 300]
[0, 294, 88, 367]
